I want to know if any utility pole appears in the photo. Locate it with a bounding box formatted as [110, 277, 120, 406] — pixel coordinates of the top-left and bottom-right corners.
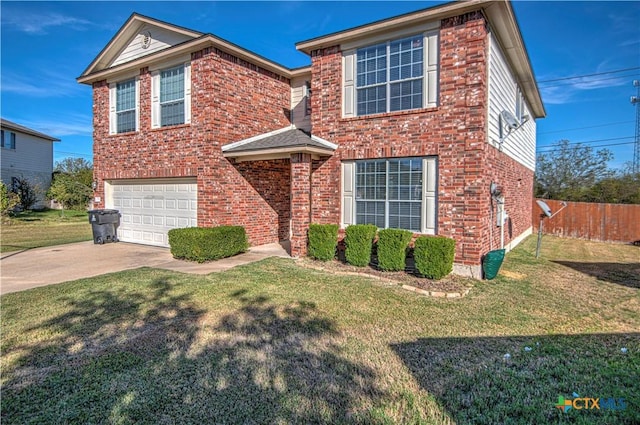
[632, 80, 640, 174]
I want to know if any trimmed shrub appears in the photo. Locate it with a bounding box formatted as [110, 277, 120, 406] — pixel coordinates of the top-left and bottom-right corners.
[377, 228, 413, 271]
[308, 223, 339, 261]
[168, 226, 248, 263]
[344, 224, 377, 267]
[414, 236, 456, 279]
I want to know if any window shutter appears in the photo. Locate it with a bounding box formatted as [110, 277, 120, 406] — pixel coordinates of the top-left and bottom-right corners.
[151, 70, 160, 129]
[135, 77, 141, 131]
[423, 157, 437, 234]
[341, 161, 355, 227]
[425, 30, 439, 107]
[342, 50, 356, 117]
[184, 62, 192, 124]
[108, 83, 116, 135]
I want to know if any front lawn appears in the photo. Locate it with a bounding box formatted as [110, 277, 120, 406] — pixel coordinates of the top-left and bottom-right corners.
[1, 236, 638, 424]
[1, 209, 92, 253]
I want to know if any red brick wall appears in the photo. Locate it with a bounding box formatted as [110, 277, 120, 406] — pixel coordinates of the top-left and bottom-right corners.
[231, 159, 291, 242]
[309, 12, 493, 266]
[290, 153, 312, 256]
[92, 47, 291, 246]
[483, 146, 535, 252]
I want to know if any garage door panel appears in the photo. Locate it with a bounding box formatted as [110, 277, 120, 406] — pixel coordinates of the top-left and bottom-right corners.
[107, 178, 197, 247]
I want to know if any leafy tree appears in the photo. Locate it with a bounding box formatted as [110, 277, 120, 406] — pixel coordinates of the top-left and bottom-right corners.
[1, 182, 20, 216]
[585, 169, 640, 204]
[47, 158, 94, 212]
[47, 174, 93, 212]
[11, 176, 40, 210]
[535, 140, 614, 201]
[54, 158, 93, 187]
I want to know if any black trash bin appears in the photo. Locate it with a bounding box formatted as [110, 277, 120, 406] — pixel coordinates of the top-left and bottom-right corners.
[88, 209, 121, 244]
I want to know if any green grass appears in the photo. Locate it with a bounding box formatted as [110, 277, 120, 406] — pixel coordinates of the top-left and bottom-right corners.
[1, 235, 638, 424]
[1, 209, 92, 252]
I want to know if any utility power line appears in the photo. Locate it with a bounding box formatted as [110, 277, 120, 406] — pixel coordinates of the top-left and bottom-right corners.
[537, 73, 640, 89]
[537, 67, 640, 84]
[537, 141, 635, 153]
[55, 150, 93, 158]
[538, 120, 635, 135]
[536, 136, 635, 150]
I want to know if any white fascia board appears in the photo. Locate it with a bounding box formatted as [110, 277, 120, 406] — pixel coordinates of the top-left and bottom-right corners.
[310, 134, 338, 150]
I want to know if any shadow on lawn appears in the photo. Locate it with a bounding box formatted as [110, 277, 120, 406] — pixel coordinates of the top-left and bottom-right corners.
[552, 261, 640, 289]
[391, 333, 640, 425]
[2, 276, 383, 424]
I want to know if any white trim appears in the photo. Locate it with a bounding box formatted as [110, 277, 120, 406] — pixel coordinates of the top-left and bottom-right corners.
[341, 20, 440, 51]
[504, 226, 532, 253]
[344, 30, 439, 118]
[310, 134, 338, 150]
[221, 125, 295, 152]
[223, 145, 334, 159]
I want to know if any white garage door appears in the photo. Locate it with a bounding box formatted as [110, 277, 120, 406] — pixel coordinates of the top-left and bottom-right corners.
[105, 178, 197, 247]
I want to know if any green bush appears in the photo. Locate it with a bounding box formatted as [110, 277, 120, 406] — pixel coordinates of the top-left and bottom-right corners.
[308, 223, 339, 261]
[168, 226, 248, 263]
[344, 224, 377, 267]
[1, 182, 19, 216]
[414, 236, 456, 279]
[377, 228, 413, 271]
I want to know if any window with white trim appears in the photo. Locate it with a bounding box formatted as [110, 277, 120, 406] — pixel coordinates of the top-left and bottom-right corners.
[341, 157, 437, 234]
[343, 29, 439, 118]
[116, 79, 136, 133]
[151, 62, 191, 129]
[1, 130, 16, 149]
[109, 77, 139, 135]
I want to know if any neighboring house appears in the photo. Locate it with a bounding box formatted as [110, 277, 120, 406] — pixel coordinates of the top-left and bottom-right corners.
[78, 0, 545, 277]
[1, 118, 60, 208]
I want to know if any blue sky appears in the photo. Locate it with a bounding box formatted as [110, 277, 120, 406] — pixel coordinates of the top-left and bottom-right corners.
[1, 1, 639, 170]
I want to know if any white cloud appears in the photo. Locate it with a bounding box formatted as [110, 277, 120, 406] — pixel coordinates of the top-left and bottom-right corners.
[1, 70, 85, 98]
[1, 10, 93, 35]
[538, 64, 632, 105]
[12, 114, 93, 137]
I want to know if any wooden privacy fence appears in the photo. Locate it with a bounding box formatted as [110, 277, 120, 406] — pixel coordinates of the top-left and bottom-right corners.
[532, 199, 640, 244]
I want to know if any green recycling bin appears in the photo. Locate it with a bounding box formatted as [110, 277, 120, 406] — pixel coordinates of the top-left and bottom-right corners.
[483, 249, 505, 280]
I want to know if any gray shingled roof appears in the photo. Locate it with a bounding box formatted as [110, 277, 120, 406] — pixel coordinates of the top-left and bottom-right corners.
[224, 128, 332, 153]
[1, 118, 60, 141]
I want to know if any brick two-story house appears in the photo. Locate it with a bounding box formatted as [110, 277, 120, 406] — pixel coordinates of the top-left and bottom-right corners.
[78, 0, 545, 277]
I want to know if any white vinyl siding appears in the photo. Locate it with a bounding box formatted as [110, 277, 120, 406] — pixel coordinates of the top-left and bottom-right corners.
[151, 62, 191, 129]
[341, 157, 437, 234]
[343, 30, 438, 118]
[111, 25, 194, 67]
[290, 76, 311, 131]
[488, 33, 536, 170]
[109, 77, 139, 134]
[0, 129, 54, 208]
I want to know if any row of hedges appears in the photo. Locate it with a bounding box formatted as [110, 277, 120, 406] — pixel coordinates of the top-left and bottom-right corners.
[168, 226, 248, 263]
[307, 223, 455, 279]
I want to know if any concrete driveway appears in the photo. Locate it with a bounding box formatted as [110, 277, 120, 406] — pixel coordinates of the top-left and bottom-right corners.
[0, 241, 290, 295]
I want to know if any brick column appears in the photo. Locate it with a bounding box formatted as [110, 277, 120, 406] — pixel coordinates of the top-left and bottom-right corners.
[290, 153, 312, 257]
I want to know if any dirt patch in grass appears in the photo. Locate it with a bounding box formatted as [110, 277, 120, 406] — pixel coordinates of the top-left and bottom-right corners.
[297, 257, 475, 294]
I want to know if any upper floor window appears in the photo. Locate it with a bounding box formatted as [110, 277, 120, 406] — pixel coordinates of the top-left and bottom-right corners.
[116, 79, 136, 133]
[160, 66, 184, 126]
[356, 36, 424, 115]
[109, 77, 139, 135]
[343, 29, 439, 118]
[1, 130, 16, 149]
[151, 62, 191, 129]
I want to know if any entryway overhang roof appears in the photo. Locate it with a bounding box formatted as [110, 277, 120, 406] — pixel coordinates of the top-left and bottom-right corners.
[222, 126, 337, 161]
